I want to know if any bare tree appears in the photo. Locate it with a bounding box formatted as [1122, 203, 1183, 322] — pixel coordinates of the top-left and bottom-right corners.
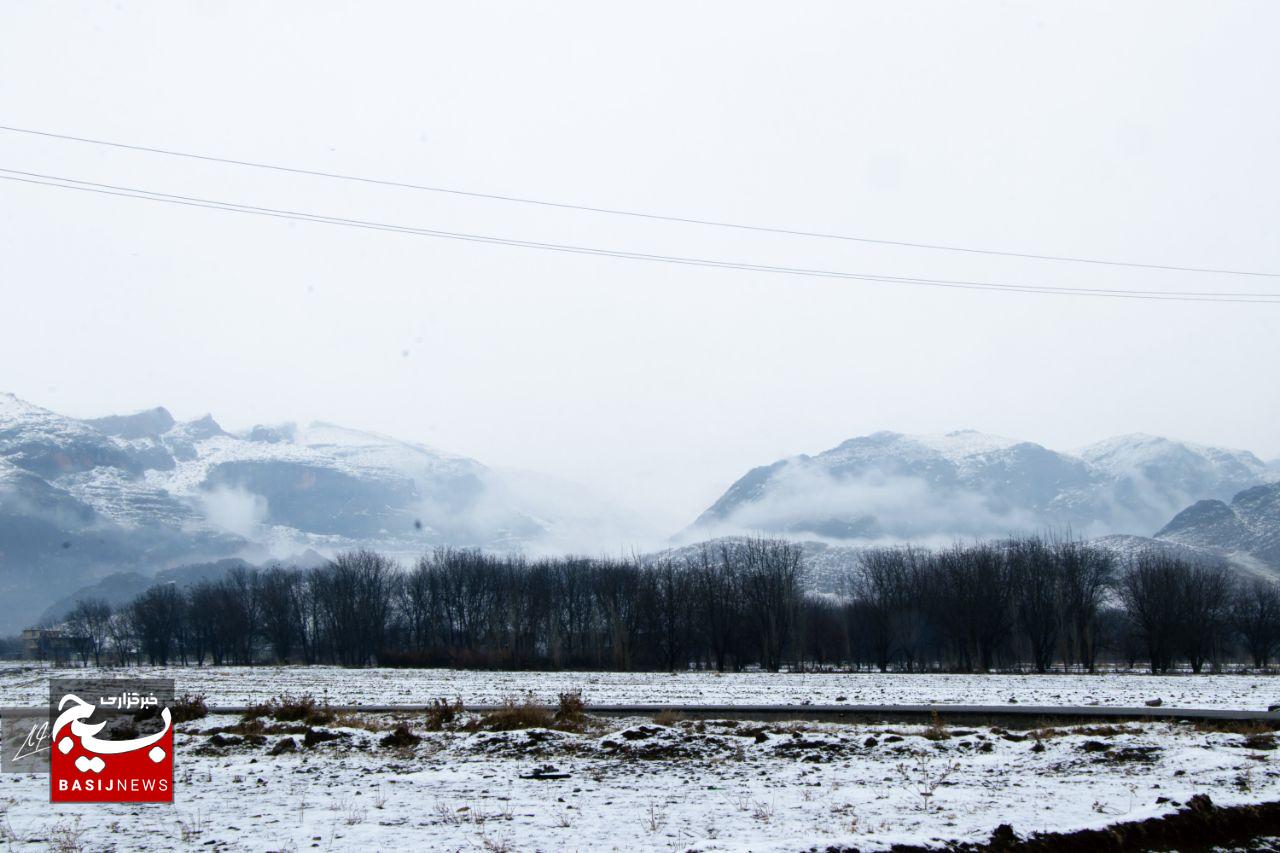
[258, 566, 302, 663]
[313, 550, 397, 666]
[1006, 537, 1060, 673]
[129, 584, 185, 665]
[852, 547, 912, 672]
[1179, 561, 1234, 673]
[735, 537, 804, 672]
[934, 543, 1012, 672]
[66, 598, 113, 666]
[1118, 552, 1187, 674]
[648, 559, 695, 672]
[695, 545, 742, 671]
[1054, 538, 1114, 671]
[106, 610, 136, 665]
[1234, 578, 1280, 668]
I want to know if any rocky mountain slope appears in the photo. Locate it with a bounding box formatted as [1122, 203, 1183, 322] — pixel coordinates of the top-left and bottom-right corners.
[693, 430, 1273, 544]
[1155, 481, 1280, 571]
[0, 393, 554, 632]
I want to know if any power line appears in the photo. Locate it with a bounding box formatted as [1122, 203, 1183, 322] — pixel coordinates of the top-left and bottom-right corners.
[3, 167, 1277, 305]
[2, 122, 1276, 280]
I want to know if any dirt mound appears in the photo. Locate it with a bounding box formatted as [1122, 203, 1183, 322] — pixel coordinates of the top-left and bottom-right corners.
[824, 795, 1280, 852]
[380, 724, 422, 749]
[598, 725, 740, 761]
[467, 728, 586, 758]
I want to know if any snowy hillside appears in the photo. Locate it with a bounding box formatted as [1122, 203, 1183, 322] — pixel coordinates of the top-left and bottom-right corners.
[0, 393, 553, 631]
[693, 429, 1274, 544]
[0, 392, 539, 542]
[1155, 482, 1280, 571]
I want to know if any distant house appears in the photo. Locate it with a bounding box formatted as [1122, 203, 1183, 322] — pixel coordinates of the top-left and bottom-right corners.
[21, 627, 75, 663]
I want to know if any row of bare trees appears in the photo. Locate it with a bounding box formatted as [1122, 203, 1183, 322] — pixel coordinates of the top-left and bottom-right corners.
[72, 538, 806, 671]
[826, 540, 1278, 674]
[59, 537, 1280, 673]
[1116, 551, 1279, 673]
[838, 538, 1115, 673]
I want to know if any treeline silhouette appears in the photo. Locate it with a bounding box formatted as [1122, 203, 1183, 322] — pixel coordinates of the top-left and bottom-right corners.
[54, 536, 1280, 673]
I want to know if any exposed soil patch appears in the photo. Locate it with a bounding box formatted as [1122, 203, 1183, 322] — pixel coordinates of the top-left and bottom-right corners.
[194, 731, 268, 754]
[379, 723, 421, 749]
[206, 719, 309, 737]
[302, 727, 348, 747]
[467, 728, 588, 758]
[268, 737, 297, 755]
[598, 726, 741, 761]
[1244, 733, 1277, 751]
[1103, 746, 1162, 764]
[825, 795, 1280, 852]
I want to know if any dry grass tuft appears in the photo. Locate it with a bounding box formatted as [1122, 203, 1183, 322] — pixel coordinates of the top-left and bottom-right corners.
[330, 712, 392, 732]
[1070, 724, 1137, 738]
[1244, 733, 1277, 751]
[922, 712, 949, 741]
[425, 698, 466, 731]
[1027, 723, 1138, 741]
[170, 694, 209, 723]
[273, 695, 334, 725]
[555, 691, 587, 729]
[243, 694, 334, 727]
[652, 709, 686, 727]
[479, 698, 555, 732]
[48, 818, 85, 853]
[458, 692, 593, 733]
[1192, 719, 1280, 736]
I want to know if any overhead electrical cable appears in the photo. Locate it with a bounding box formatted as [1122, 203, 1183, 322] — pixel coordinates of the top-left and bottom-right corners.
[1, 122, 1276, 279]
[2, 168, 1277, 305]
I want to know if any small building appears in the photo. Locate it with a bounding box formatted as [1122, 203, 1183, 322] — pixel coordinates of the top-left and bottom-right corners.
[21, 627, 75, 663]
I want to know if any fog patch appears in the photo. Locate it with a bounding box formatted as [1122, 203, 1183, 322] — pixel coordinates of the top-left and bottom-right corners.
[411, 482, 539, 546]
[406, 469, 669, 555]
[200, 485, 269, 538]
[487, 468, 671, 557]
[705, 460, 1044, 543]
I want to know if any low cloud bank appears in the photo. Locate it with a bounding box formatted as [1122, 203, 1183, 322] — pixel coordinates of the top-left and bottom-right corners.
[692, 461, 1053, 545]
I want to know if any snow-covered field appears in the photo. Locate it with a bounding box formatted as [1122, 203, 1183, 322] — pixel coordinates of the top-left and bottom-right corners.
[2, 710, 1278, 851]
[2, 664, 1278, 710]
[3, 668, 1280, 849]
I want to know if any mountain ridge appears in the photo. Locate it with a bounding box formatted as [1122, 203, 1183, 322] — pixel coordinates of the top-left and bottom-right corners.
[0, 393, 560, 632]
[692, 429, 1274, 544]
[6, 394, 1278, 633]
[1155, 481, 1280, 570]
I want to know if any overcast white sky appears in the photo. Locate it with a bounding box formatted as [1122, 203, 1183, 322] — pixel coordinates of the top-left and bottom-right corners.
[2, 2, 1278, 534]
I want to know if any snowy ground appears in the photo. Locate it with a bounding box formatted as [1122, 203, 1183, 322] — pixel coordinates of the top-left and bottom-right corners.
[5, 666, 1278, 849]
[1, 709, 1278, 851]
[3, 664, 1278, 710]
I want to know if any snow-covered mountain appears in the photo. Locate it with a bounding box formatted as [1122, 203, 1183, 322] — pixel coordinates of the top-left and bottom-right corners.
[691, 430, 1274, 544]
[1078, 433, 1273, 534]
[1155, 481, 1280, 572]
[0, 393, 594, 632]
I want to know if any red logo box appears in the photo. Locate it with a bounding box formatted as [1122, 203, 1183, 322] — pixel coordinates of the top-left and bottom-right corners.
[49, 682, 173, 803]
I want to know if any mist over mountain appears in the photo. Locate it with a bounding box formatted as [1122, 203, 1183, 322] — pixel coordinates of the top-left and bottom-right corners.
[1154, 481, 1280, 572]
[691, 430, 1274, 545]
[0, 393, 634, 632]
[6, 391, 1278, 635]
